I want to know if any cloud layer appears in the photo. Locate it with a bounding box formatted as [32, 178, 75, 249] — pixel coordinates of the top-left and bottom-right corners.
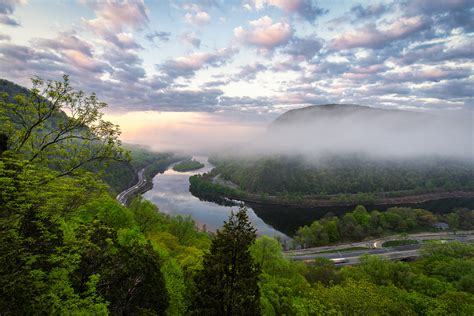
[0, 0, 472, 116]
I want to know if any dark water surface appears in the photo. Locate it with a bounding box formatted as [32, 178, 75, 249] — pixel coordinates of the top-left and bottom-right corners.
[144, 157, 474, 237]
[249, 197, 474, 236]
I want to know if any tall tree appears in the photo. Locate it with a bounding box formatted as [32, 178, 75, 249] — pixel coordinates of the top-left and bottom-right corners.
[191, 207, 261, 315]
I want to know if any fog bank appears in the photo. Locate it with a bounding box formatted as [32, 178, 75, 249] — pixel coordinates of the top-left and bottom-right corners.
[106, 106, 473, 161]
[104, 111, 266, 154]
[247, 106, 473, 161]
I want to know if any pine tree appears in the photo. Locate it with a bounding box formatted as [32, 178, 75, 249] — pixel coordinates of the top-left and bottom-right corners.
[191, 207, 261, 315]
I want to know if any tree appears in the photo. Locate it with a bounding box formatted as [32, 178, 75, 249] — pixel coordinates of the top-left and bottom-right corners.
[0, 77, 169, 314]
[250, 235, 286, 274]
[0, 75, 127, 178]
[73, 222, 169, 315]
[191, 207, 261, 315]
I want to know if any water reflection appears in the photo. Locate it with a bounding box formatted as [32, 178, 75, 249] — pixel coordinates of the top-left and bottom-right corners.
[143, 156, 290, 240]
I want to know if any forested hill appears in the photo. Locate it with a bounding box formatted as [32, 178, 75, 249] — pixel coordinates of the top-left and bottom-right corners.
[197, 104, 473, 204]
[270, 104, 386, 127]
[269, 104, 419, 127]
[0, 78, 29, 102]
[270, 104, 410, 123]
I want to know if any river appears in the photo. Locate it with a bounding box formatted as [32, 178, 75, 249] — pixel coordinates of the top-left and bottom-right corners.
[143, 156, 291, 240]
[144, 156, 474, 238]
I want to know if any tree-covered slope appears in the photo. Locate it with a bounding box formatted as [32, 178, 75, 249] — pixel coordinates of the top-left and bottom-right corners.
[208, 155, 474, 196]
[201, 104, 474, 202]
[270, 104, 407, 127]
[0, 78, 30, 102]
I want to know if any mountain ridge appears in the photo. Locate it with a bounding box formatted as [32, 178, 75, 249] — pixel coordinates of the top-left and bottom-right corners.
[270, 103, 426, 128]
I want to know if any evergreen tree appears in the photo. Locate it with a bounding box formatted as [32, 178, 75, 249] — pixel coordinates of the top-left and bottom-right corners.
[191, 207, 261, 315]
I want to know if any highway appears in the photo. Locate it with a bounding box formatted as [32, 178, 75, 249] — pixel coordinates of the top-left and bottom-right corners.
[116, 168, 147, 206]
[285, 231, 474, 266]
[291, 245, 422, 266]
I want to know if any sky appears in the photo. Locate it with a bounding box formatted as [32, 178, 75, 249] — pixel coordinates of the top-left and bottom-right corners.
[0, 0, 473, 150]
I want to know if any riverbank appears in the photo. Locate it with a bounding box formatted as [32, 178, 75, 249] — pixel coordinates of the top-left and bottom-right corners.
[231, 190, 474, 208]
[117, 157, 184, 205]
[143, 156, 291, 239]
[190, 175, 474, 208]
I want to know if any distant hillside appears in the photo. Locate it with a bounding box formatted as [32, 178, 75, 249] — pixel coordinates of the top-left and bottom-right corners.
[0, 79, 29, 102]
[274, 104, 385, 123]
[269, 103, 427, 131]
[192, 104, 474, 206]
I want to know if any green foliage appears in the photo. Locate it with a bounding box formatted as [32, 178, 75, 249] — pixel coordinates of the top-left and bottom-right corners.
[189, 173, 245, 204]
[0, 75, 128, 178]
[0, 77, 191, 315]
[173, 159, 204, 172]
[250, 236, 286, 274]
[192, 207, 261, 315]
[382, 239, 419, 247]
[206, 155, 474, 197]
[295, 205, 452, 247]
[94, 146, 179, 194]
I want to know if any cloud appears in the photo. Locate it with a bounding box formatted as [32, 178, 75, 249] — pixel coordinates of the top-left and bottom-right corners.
[0, 33, 10, 41]
[271, 58, 303, 72]
[234, 16, 292, 52]
[331, 16, 429, 50]
[150, 88, 224, 111]
[85, 0, 148, 33]
[0, 0, 17, 14]
[0, 0, 24, 26]
[382, 66, 471, 83]
[350, 2, 391, 22]
[395, 35, 474, 65]
[416, 79, 474, 100]
[293, 0, 328, 23]
[402, 0, 474, 32]
[181, 31, 201, 48]
[234, 63, 268, 81]
[326, 2, 391, 29]
[247, 0, 327, 23]
[203, 80, 229, 87]
[33, 32, 93, 57]
[219, 95, 272, 109]
[0, 14, 19, 26]
[0, 34, 112, 79]
[2, 0, 473, 117]
[283, 35, 323, 60]
[83, 0, 148, 49]
[146, 31, 171, 42]
[159, 47, 238, 80]
[364, 83, 412, 96]
[185, 10, 211, 26]
[404, 0, 472, 15]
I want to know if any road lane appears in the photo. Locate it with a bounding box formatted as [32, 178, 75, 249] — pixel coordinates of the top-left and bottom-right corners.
[116, 168, 146, 206]
[285, 231, 473, 265]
